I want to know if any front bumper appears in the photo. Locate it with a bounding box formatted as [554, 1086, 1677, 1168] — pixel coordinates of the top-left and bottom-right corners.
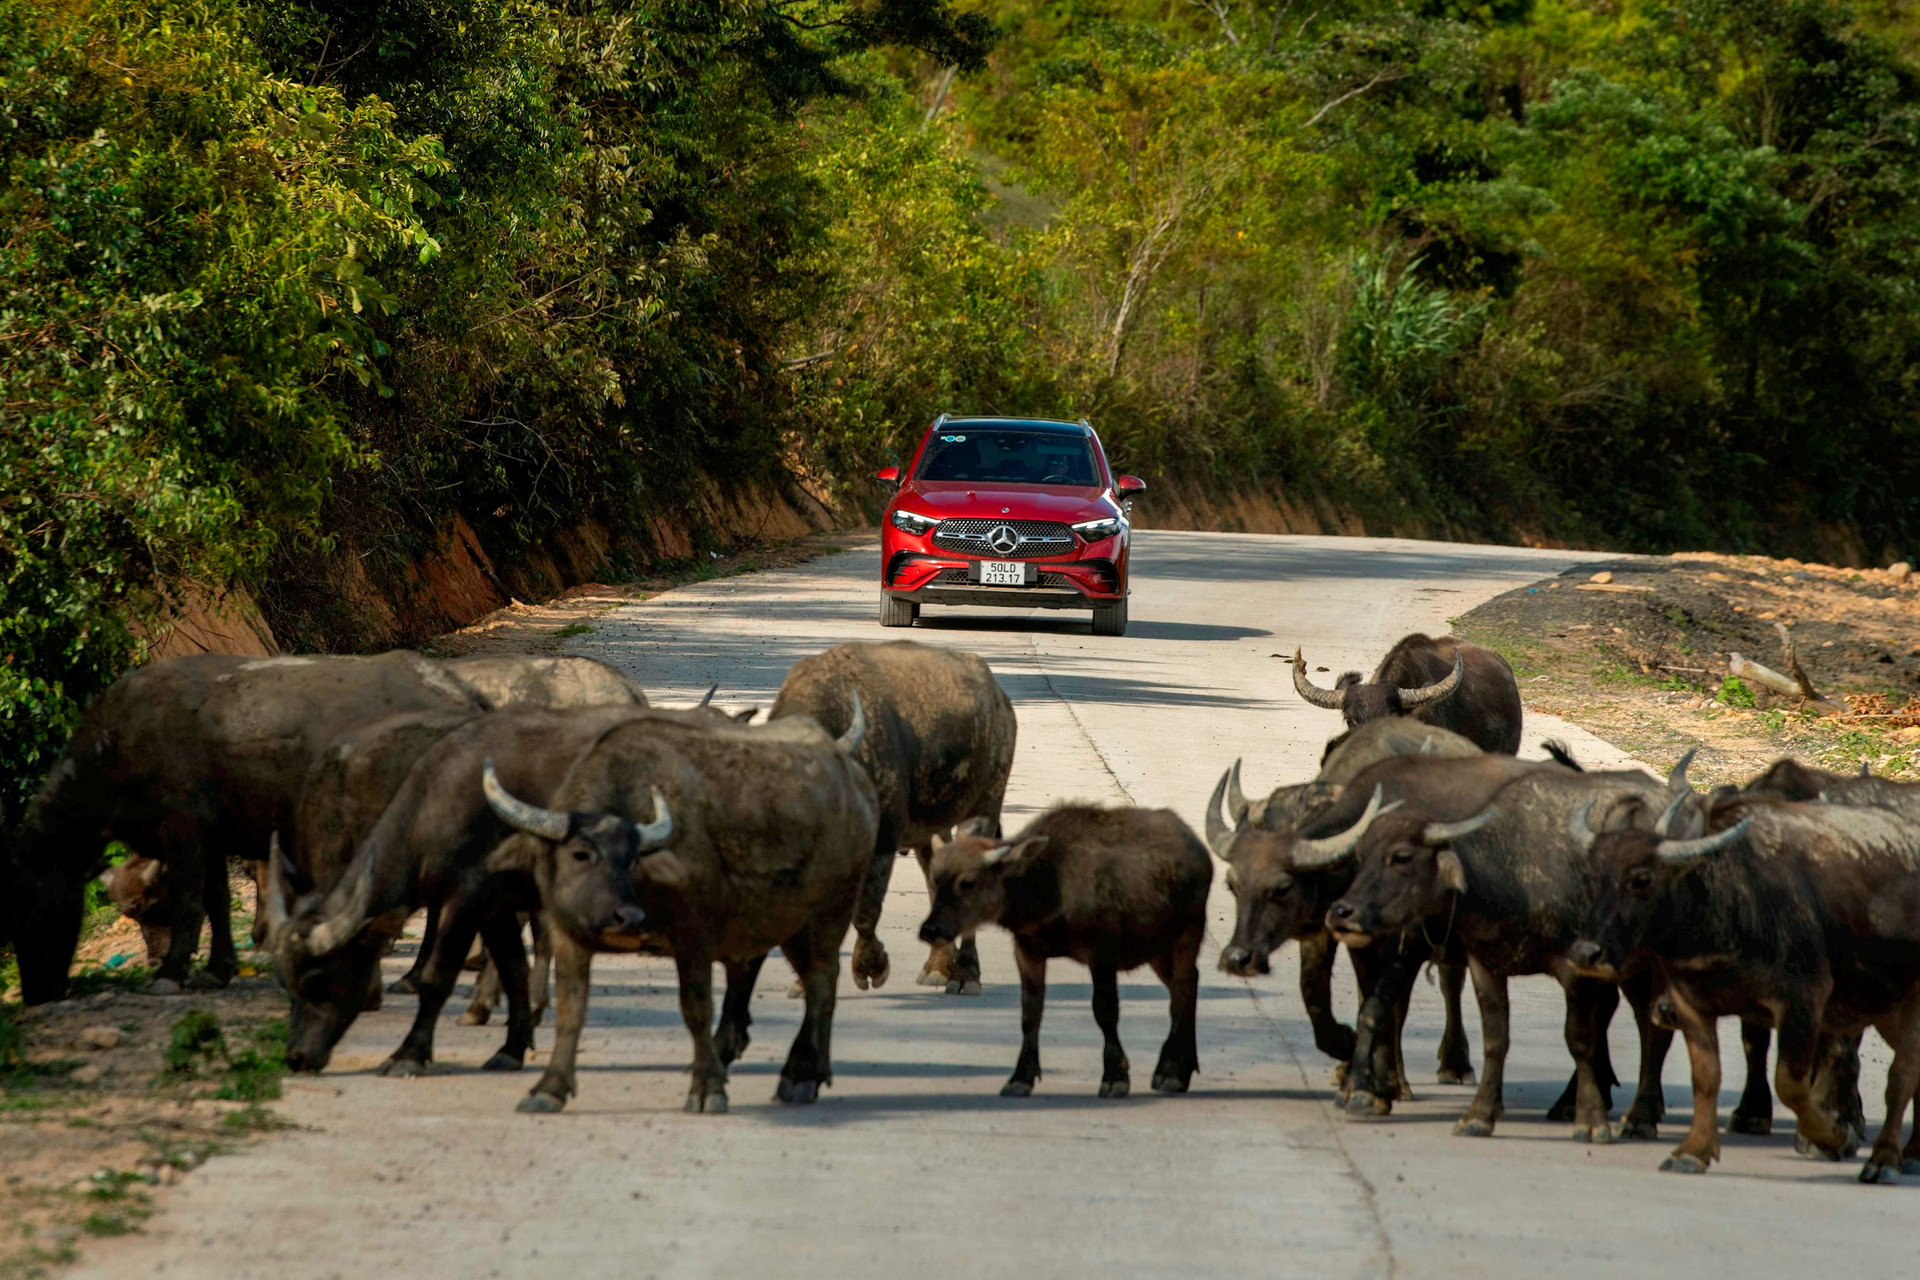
[881, 533, 1127, 606]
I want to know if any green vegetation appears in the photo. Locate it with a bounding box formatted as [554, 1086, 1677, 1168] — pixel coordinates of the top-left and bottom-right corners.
[161, 1010, 286, 1103]
[1717, 675, 1758, 708]
[4, 0, 1919, 820]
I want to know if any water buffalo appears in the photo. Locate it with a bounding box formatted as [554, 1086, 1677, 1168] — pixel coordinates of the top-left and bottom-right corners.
[1571, 797, 1920, 1182]
[1326, 759, 1691, 1139]
[1293, 634, 1522, 755]
[98, 855, 172, 965]
[920, 806, 1210, 1098]
[485, 702, 876, 1113]
[771, 641, 1016, 995]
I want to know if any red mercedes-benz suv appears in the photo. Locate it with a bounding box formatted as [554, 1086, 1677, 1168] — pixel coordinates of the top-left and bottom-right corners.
[876, 415, 1145, 636]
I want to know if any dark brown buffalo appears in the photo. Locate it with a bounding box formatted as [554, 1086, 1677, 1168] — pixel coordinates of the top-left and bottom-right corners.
[485, 704, 876, 1113]
[771, 641, 1016, 996]
[919, 806, 1210, 1098]
[1293, 634, 1522, 755]
[98, 855, 172, 965]
[1571, 797, 1920, 1182]
[1325, 761, 1691, 1140]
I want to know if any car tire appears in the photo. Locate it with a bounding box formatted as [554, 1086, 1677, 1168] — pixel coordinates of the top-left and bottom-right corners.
[1091, 599, 1128, 637]
[879, 596, 919, 628]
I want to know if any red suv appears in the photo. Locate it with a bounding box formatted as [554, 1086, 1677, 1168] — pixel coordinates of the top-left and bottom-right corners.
[876, 416, 1145, 636]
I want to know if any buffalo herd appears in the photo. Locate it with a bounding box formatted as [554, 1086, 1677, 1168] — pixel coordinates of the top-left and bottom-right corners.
[5, 631, 1917, 1185]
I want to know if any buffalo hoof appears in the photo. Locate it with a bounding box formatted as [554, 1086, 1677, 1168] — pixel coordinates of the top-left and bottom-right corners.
[1727, 1112, 1772, 1136]
[1794, 1133, 1850, 1161]
[388, 974, 421, 996]
[1453, 1116, 1496, 1138]
[1098, 1079, 1130, 1099]
[1436, 1066, 1475, 1086]
[684, 1088, 729, 1115]
[458, 1008, 492, 1027]
[1000, 1080, 1034, 1098]
[1859, 1159, 1901, 1186]
[1344, 1091, 1391, 1119]
[481, 1052, 523, 1072]
[786, 980, 804, 1000]
[1571, 1121, 1615, 1145]
[517, 1091, 566, 1114]
[1619, 1117, 1660, 1141]
[945, 978, 983, 996]
[851, 939, 890, 991]
[145, 977, 185, 997]
[1394, 1079, 1416, 1103]
[776, 1077, 819, 1105]
[1659, 1153, 1710, 1175]
[915, 961, 950, 987]
[714, 1023, 751, 1067]
[377, 1057, 429, 1078]
[1150, 1072, 1190, 1094]
[1330, 1062, 1349, 1090]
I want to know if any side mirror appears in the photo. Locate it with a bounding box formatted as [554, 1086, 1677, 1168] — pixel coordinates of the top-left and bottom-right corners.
[877, 466, 900, 487]
[1116, 475, 1146, 497]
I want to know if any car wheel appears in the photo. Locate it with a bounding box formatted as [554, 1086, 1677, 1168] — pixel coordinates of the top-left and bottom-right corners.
[1091, 599, 1127, 637]
[879, 596, 919, 628]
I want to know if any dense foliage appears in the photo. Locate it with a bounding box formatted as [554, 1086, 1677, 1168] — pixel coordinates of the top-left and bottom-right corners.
[3, 0, 1919, 814]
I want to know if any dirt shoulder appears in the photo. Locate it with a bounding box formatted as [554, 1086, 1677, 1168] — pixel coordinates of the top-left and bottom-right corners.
[1454, 552, 1920, 785]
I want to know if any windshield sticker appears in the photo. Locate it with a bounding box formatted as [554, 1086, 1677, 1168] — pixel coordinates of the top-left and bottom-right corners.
[940, 434, 966, 442]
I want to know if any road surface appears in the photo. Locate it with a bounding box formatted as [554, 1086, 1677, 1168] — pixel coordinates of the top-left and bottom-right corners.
[77, 532, 1915, 1280]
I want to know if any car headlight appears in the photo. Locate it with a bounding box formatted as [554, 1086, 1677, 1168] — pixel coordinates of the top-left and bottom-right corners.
[891, 509, 939, 536]
[1071, 517, 1123, 541]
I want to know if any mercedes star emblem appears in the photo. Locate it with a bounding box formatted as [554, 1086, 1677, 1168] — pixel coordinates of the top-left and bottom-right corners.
[987, 525, 1021, 556]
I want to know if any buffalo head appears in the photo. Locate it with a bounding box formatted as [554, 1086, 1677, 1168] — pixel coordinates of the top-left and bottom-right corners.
[1293, 648, 1463, 727]
[1567, 796, 1752, 979]
[919, 818, 1050, 946]
[1324, 808, 1499, 944]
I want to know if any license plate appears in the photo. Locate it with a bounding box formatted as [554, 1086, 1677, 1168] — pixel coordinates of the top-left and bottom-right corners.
[977, 560, 1028, 586]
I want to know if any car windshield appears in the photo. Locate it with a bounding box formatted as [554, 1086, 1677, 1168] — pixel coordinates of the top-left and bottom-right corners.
[915, 429, 1099, 486]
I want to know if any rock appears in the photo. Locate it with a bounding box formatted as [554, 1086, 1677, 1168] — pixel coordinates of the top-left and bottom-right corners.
[69, 1064, 103, 1086]
[1890, 561, 1912, 584]
[79, 1025, 121, 1051]
[1589, 570, 1614, 584]
[87, 991, 118, 1009]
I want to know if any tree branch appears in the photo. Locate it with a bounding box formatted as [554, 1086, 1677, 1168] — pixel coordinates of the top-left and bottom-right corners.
[1304, 69, 1407, 129]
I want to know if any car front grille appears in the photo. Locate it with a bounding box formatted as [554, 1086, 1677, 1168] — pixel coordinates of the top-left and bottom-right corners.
[935, 568, 1077, 589]
[931, 519, 1076, 559]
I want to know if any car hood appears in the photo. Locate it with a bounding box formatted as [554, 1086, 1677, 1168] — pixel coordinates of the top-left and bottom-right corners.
[901, 481, 1119, 524]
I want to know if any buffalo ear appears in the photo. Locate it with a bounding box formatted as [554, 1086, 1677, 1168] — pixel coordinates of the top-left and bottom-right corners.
[731, 707, 759, 724]
[135, 856, 164, 889]
[1435, 849, 1467, 894]
[636, 849, 693, 890]
[486, 832, 543, 874]
[1003, 835, 1050, 867]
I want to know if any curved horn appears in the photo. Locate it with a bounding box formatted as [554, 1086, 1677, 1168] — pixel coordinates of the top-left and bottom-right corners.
[698, 684, 718, 708]
[1655, 815, 1752, 863]
[1419, 808, 1498, 846]
[634, 787, 673, 852]
[1566, 800, 1597, 852]
[1205, 769, 1237, 860]
[837, 691, 866, 754]
[1292, 648, 1344, 710]
[264, 833, 292, 940]
[1667, 746, 1698, 795]
[1291, 785, 1396, 871]
[1226, 759, 1251, 824]
[1397, 652, 1465, 710]
[304, 865, 376, 957]
[482, 758, 570, 841]
[1653, 791, 1690, 838]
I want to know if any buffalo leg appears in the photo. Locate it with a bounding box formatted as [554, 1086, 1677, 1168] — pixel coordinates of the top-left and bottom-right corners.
[1298, 930, 1356, 1067]
[520, 931, 591, 1113]
[192, 849, 239, 990]
[378, 892, 488, 1076]
[1346, 941, 1417, 1116]
[1435, 961, 1475, 1085]
[1861, 999, 1920, 1183]
[776, 928, 837, 1104]
[150, 823, 209, 993]
[1814, 1030, 1865, 1147]
[1002, 939, 1047, 1097]
[476, 912, 533, 1071]
[528, 912, 551, 1026]
[1561, 975, 1615, 1143]
[1548, 981, 1619, 1122]
[1149, 924, 1202, 1094]
[1663, 997, 1722, 1173]
[1775, 1003, 1853, 1161]
[850, 849, 894, 991]
[676, 949, 727, 1114]
[912, 847, 957, 986]
[391, 904, 439, 996]
[460, 956, 500, 1025]
[1902, 1075, 1920, 1178]
[715, 954, 768, 1066]
[1091, 963, 1129, 1098]
[1456, 959, 1508, 1137]
[1620, 970, 1673, 1140]
[1729, 1020, 1774, 1134]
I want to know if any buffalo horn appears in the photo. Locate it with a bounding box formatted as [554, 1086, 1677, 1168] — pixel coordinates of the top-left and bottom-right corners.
[698, 684, 718, 707]
[1420, 807, 1498, 846]
[1653, 791, 1690, 838]
[1397, 652, 1465, 710]
[305, 864, 376, 957]
[264, 833, 292, 940]
[1205, 769, 1236, 859]
[837, 692, 866, 754]
[1654, 815, 1753, 863]
[1227, 759, 1251, 825]
[1290, 785, 1396, 870]
[1292, 648, 1344, 710]
[1566, 800, 1598, 852]
[1666, 746, 1698, 795]
[482, 758, 571, 841]
[634, 787, 673, 851]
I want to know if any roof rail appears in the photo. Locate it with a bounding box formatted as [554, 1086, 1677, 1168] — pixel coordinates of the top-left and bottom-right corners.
[932, 412, 951, 430]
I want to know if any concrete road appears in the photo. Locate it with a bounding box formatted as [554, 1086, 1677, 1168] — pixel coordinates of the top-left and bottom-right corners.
[77, 532, 1916, 1280]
